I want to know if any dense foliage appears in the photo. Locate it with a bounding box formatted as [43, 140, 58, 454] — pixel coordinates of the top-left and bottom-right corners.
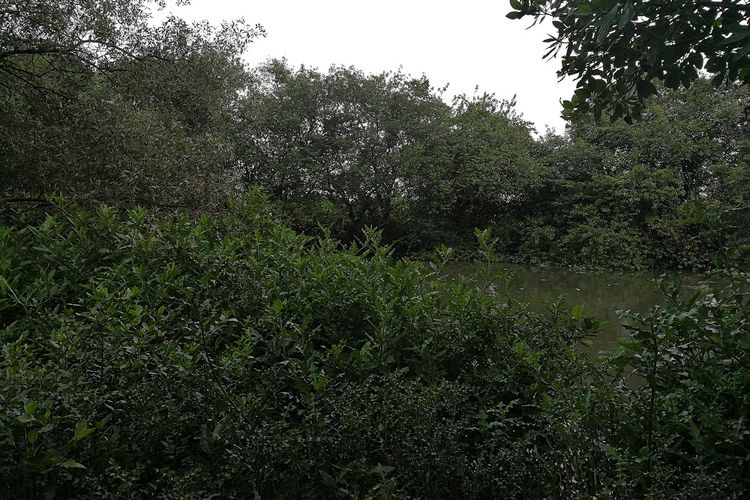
[1, 195, 748, 498]
[508, 79, 750, 270]
[235, 61, 541, 252]
[2, 2, 749, 498]
[3, 2, 748, 271]
[1, 0, 264, 207]
[508, 0, 750, 122]
[236, 64, 749, 271]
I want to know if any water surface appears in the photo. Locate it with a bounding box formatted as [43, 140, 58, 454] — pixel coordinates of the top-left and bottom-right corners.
[442, 263, 711, 353]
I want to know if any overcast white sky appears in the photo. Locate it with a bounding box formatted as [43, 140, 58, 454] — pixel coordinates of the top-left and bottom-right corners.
[165, 0, 577, 134]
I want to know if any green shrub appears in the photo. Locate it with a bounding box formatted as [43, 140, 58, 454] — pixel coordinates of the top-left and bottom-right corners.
[1, 192, 747, 498]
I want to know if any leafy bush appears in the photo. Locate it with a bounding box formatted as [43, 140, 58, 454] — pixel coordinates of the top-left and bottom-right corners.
[1, 193, 748, 498]
[605, 282, 750, 497]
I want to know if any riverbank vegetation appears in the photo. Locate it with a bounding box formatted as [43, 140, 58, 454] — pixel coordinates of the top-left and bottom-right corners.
[5, 56, 749, 269]
[2, 196, 748, 498]
[237, 63, 749, 270]
[3, 5, 749, 270]
[2, 0, 749, 497]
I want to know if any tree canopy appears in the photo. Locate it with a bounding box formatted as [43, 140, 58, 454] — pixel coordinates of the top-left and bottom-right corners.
[0, 0, 263, 99]
[0, 0, 264, 208]
[508, 0, 750, 122]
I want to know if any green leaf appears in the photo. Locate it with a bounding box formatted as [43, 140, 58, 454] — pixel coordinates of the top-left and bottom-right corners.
[572, 304, 584, 321]
[721, 28, 750, 45]
[636, 79, 657, 98]
[74, 420, 95, 442]
[17, 414, 35, 424]
[27, 431, 39, 444]
[664, 72, 681, 89]
[711, 71, 727, 87]
[24, 402, 38, 416]
[618, 2, 635, 30]
[506, 11, 524, 19]
[371, 464, 395, 475]
[598, 442, 622, 459]
[617, 339, 644, 353]
[42, 448, 62, 466]
[60, 459, 86, 469]
[593, 105, 603, 122]
[733, 40, 750, 62]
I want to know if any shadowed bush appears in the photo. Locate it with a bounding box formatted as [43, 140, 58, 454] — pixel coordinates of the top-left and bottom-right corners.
[1, 192, 747, 498]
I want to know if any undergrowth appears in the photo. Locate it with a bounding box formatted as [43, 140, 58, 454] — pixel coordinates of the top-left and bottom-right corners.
[1, 192, 747, 498]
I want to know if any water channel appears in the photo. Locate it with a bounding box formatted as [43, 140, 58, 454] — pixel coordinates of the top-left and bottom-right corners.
[442, 263, 714, 353]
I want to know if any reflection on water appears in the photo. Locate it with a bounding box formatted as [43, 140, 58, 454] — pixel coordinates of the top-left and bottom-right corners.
[442, 263, 711, 354]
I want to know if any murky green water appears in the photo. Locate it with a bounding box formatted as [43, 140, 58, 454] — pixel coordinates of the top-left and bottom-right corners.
[442, 263, 713, 354]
